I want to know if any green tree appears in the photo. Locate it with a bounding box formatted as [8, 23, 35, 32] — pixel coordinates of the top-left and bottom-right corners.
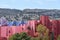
[9, 32, 31, 40]
[57, 35, 60, 40]
[31, 37, 39, 40]
[9, 33, 21, 40]
[20, 32, 31, 40]
[36, 24, 49, 40]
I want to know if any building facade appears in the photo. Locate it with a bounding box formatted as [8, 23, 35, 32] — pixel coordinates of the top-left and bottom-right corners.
[0, 16, 60, 40]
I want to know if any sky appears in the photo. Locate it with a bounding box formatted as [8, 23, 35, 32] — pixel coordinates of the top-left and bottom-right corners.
[0, 0, 60, 10]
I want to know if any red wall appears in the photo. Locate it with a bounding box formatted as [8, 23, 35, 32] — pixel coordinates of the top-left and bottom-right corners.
[40, 16, 60, 40]
[0, 16, 60, 40]
[40, 16, 50, 28]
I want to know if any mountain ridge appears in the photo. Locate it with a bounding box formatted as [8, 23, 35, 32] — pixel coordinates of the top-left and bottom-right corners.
[0, 8, 60, 20]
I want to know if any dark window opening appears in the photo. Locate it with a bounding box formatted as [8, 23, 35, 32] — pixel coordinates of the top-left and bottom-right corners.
[9, 30, 10, 33]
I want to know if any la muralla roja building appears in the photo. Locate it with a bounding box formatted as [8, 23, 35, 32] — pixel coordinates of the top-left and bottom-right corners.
[0, 16, 60, 40]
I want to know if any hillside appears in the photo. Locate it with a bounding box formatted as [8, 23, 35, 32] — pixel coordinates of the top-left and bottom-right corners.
[0, 8, 60, 21]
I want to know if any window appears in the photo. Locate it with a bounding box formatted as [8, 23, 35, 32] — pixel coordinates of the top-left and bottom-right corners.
[9, 30, 10, 33]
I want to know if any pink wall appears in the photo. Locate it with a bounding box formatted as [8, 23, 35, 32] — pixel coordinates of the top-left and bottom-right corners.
[0, 16, 60, 40]
[1, 27, 8, 37]
[27, 20, 37, 33]
[40, 16, 50, 28]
